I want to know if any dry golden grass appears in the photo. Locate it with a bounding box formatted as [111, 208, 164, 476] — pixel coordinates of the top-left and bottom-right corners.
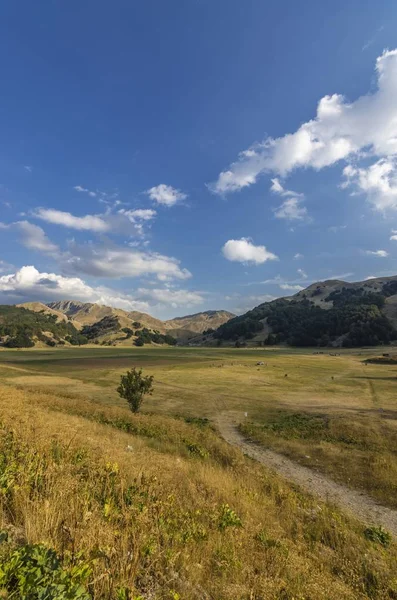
[0, 383, 397, 598]
[1, 346, 397, 510]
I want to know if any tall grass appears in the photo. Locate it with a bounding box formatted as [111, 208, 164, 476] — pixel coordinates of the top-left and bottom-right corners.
[0, 384, 396, 598]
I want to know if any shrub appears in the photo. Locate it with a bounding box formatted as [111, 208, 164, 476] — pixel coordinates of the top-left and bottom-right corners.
[364, 526, 392, 547]
[0, 540, 91, 599]
[218, 504, 242, 531]
[117, 368, 154, 413]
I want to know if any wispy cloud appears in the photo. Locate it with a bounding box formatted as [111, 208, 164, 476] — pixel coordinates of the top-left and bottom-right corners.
[362, 25, 384, 52]
[74, 185, 97, 198]
[270, 179, 308, 221]
[365, 249, 389, 257]
[328, 224, 347, 232]
[279, 283, 304, 291]
[297, 268, 308, 279]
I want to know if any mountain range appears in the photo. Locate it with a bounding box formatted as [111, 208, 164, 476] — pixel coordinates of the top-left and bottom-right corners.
[2, 275, 397, 349]
[1, 301, 234, 347]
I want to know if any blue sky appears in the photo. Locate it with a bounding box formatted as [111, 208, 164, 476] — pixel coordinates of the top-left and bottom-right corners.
[1, 0, 397, 318]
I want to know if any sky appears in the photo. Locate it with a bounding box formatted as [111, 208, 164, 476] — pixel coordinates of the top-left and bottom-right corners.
[1, 1, 397, 319]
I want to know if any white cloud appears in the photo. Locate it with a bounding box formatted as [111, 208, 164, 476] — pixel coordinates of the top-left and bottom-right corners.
[210, 49, 397, 208]
[24, 166, 32, 173]
[118, 208, 156, 221]
[222, 238, 278, 265]
[341, 158, 397, 210]
[34, 208, 109, 232]
[390, 229, 397, 241]
[297, 268, 308, 278]
[33, 207, 156, 235]
[365, 275, 377, 280]
[136, 287, 204, 309]
[279, 283, 304, 291]
[274, 198, 308, 220]
[0, 266, 203, 313]
[365, 249, 389, 257]
[15, 221, 58, 254]
[270, 179, 309, 221]
[74, 185, 97, 198]
[62, 242, 192, 281]
[270, 178, 304, 198]
[294, 253, 304, 260]
[146, 184, 187, 207]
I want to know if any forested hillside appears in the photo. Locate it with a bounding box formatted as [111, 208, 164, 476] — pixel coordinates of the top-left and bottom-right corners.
[0, 305, 86, 348]
[215, 277, 397, 347]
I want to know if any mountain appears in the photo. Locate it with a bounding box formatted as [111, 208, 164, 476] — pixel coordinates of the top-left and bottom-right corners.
[47, 301, 166, 332]
[45, 302, 235, 345]
[164, 310, 235, 341]
[215, 276, 397, 348]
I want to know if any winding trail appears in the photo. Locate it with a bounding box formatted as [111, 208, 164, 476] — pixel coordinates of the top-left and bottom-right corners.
[216, 413, 397, 536]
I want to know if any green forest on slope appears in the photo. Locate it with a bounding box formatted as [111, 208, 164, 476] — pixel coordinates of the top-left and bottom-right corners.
[215, 284, 397, 347]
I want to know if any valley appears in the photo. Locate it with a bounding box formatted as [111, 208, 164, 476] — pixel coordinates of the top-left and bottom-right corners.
[1, 344, 397, 597]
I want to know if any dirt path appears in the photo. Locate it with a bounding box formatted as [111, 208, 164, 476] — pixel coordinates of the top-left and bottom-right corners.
[216, 413, 397, 536]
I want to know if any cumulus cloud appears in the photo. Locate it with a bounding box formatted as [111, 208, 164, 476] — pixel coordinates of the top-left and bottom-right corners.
[146, 184, 187, 207]
[210, 49, 397, 210]
[0, 266, 203, 313]
[342, 159, 397, 210]
[62, 241, 192, 281]
[294, 253, 304, 260]
[222, 238, 278, 264]
[297, 268, 308, 278]
[390, 229, 397, 241]
[365, 249, 389, 257]
[0, 265, 149, 310]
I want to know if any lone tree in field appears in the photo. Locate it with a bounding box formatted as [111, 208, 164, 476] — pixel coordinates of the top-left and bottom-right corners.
[117, 368, 154, 413]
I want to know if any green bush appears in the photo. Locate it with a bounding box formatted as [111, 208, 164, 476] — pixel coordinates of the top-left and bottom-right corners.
[364, 526, 392, 547]
[117, 368, 154, 413]
[0, 540, 91, 599]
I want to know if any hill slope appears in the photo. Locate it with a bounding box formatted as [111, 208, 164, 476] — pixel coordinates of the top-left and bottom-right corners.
[215, 275, 397, 347]
[0, 382, 396, 598]
[0, 305, 85, 348]
[165, 310, 235, 334]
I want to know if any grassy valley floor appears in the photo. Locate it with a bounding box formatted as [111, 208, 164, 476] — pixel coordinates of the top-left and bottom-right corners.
[0, 346, 397, 597]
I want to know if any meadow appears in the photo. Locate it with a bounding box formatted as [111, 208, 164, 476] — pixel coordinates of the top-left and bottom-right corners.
[0, 345, 397, 598]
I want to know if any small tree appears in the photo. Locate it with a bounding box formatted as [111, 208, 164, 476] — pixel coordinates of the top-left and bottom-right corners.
[117, 368, 154, 413]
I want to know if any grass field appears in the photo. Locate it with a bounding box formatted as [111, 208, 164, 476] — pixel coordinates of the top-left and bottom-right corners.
[1, 345, 397, 598]
[1, 344, 397, 510]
